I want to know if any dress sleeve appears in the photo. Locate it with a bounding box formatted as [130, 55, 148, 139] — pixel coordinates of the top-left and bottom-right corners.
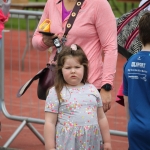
[96, 91, 103, 108]
[32, 0, 51, 51]
[91, 84, 103, 107]
[45, 87, 59, 113]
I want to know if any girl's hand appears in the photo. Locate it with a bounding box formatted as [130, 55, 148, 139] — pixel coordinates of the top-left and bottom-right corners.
[103, 142, 112, 150]
[42, 34, 57, 47]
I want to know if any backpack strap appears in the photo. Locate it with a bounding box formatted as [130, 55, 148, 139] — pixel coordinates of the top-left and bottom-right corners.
[117, 0, 150, 34]
[125, 27, 139, 50]
[118, 45, 132, 59]
[118, 28, 139, 59]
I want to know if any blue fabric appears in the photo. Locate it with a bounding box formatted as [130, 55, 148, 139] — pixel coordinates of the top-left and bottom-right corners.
[123, 51, 150, 150]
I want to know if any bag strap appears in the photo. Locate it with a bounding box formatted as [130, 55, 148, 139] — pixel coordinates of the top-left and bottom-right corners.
[125, 27, 139, 50]
[117, 28, 138, 59]
[53, 0, 84, 61]
[117, 0, 150, 34]
[63, 0, 84, 38]
[17, 68, 47, 97]
[118, 45, 132, 60]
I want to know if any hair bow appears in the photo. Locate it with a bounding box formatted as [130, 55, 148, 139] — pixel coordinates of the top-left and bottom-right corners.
[70, 44, 77, 51]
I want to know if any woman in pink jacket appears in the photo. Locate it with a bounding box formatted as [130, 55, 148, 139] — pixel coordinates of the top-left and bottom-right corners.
[32, 0, 118, 113]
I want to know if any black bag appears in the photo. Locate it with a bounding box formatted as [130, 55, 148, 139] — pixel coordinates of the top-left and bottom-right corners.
[17, 64, 56, 100]
[117, 0, 150, 59]
[37, 64, 56, 100]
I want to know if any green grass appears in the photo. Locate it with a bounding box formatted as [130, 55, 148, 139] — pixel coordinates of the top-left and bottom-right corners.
[5, 0, 139, 30]
[5, 17, 39, 31]
[28, 0, 138, 17]
[110, 0, 139, 17]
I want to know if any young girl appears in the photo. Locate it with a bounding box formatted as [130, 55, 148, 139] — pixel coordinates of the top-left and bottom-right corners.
[44, 44, 112, 150]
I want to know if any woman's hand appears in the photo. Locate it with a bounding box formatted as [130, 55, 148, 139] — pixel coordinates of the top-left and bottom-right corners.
[100, 89, 112, 112]
[42, 34, 57, 47]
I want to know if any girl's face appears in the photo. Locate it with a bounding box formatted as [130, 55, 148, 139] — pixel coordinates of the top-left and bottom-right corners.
[62, 56, 84, 86]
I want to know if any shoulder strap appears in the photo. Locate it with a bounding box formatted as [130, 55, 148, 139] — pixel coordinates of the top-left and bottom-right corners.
[63, 0, 84, 38]
[125, 27, 139, 49]
[117, 0, 150, 34]
[54, 0, 84, 60]
[118, 45, 133, 59]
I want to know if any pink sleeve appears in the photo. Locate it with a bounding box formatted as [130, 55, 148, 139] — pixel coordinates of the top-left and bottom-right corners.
[95, 0, 118, 87]
[0, 10, 9, 22]
[32, 0, 50, 51]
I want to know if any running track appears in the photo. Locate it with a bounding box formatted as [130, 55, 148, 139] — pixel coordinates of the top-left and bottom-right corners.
[0, 30, 127, 150]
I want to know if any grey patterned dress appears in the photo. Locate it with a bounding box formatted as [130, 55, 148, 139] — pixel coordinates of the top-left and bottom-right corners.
[45, 83, 103, 150]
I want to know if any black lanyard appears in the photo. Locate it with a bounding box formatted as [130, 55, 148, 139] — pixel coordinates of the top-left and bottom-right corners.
[61, 0, 84, 44]
[54, 0, 84, 61]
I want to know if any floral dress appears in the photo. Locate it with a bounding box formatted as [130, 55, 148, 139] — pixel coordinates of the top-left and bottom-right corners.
[45, 83, 103, 150]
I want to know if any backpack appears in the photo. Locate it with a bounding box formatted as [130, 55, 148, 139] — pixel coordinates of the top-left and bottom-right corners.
[116, 0, 150, 106]
[117, 0, 150, 59]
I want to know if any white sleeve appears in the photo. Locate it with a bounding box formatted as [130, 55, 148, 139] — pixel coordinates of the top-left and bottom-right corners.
[91, 84, 103, 107]
[45, 87, 59, 113]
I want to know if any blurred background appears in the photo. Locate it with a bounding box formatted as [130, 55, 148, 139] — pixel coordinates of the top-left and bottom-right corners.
[0, 0, 140, 149]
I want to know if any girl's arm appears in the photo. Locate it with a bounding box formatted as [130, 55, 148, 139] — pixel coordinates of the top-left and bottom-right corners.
[124, 95, 129, 122]
[97, 107, 112, 150]
[44, 112, 57, 150]
[123, 95, 129, 149]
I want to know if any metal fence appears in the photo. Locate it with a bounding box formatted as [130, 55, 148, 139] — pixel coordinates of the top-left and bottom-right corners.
[0, 9, 128, 149]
